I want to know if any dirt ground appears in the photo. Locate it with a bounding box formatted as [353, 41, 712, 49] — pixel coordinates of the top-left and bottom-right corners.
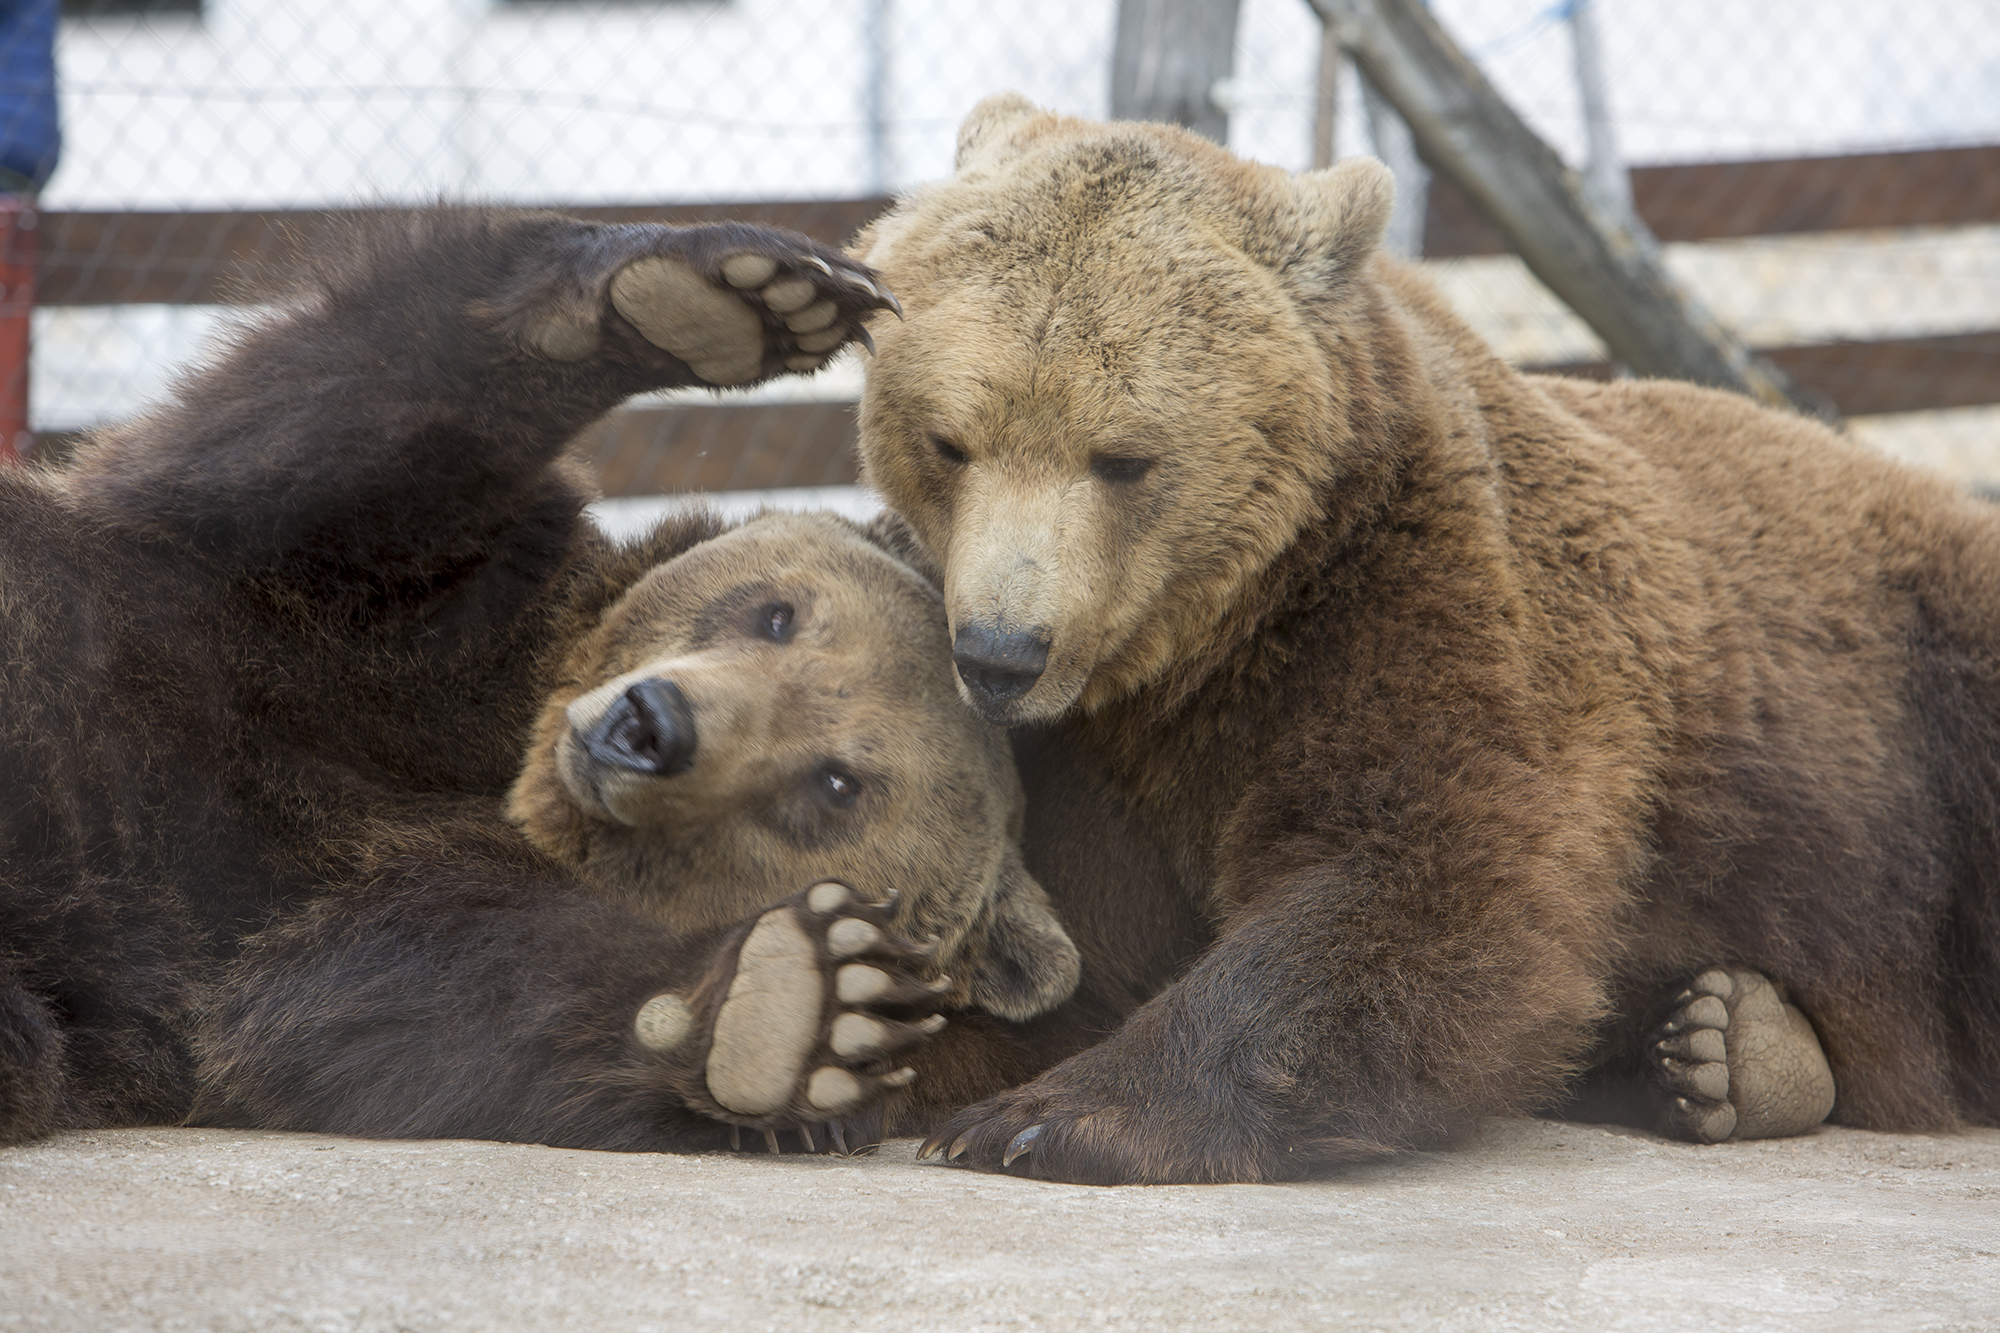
[3, 1118, 1995, 1332]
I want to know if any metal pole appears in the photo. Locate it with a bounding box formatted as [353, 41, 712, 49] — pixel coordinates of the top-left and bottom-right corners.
[1312, 18, 1342, 169]
[1110, 0, 1244, 144]
[0, 198, 32, 464]
[1565, 0, 1634, 225]
[864, 0, 891, 195]
[1360, 73, 1430, 259]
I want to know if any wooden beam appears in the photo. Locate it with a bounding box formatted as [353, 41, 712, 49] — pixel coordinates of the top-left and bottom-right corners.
[36, 399, 863, 491]
[583, 401, 861, 497]
[1427, 144, 2000, 258]
[1530, 331, 2000, 418]
[36, 330, 1992, 474]
[34, 198, 893, 307]
[32, 142, 2000, 307]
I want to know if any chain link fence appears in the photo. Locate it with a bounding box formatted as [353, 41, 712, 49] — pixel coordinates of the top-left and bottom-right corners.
[14, 0, 2000, 493]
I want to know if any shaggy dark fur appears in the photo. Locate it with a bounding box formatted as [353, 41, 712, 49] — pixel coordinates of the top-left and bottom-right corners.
[0, 209, 921, 1149]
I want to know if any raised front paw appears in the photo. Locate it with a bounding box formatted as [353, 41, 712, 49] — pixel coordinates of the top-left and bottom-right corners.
[1650, 966, 1836, 1143]
[583, 225, 896, 387]
[636, 880, 947, 1154]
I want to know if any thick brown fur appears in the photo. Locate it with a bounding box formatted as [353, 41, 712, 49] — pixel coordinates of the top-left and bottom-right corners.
[0, 207, 1080, 1150]
[852, 95, 2000, 1183]
[503, 512, 1079, 1022]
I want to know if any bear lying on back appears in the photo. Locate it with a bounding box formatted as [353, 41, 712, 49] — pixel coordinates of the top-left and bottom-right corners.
[0, 210, 1090, 1151]
[854, 96, 1999, 1183]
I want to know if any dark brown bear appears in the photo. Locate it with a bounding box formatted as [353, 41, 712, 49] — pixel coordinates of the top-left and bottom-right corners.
[853, 96, 1997, 1183]
[0, 209, 1066, 1153]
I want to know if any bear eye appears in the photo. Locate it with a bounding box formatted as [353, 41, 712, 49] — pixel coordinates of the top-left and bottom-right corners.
[1091, 454, 1155, 484]
[929, 434, 968, 467]
[820, 768, 861, 808]
[761, 602, 795, 642]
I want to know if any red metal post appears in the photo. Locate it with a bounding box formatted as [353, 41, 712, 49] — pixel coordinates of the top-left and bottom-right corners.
[0, 196, 34, 463]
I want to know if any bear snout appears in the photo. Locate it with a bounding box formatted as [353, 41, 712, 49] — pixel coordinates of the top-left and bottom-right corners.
[952, 623, 1050, 716]
[576, 678, 699, 777]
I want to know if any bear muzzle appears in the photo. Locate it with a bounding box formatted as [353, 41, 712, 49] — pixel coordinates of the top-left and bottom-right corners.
[575, 678, 699, 778]
[951, 623, 1050, 718]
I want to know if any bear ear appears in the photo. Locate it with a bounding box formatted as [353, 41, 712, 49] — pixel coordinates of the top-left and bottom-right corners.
[954, 92, 1047, 174]
[962, 846, 1082, 1021]
[1284, 156, 1396, 293]
[860, 509, 944, 588]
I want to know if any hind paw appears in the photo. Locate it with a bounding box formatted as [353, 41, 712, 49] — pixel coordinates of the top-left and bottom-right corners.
[1651, 967, 1836, 1143]
[604, 239, 894, 387]
[636, 881, 947, 1153]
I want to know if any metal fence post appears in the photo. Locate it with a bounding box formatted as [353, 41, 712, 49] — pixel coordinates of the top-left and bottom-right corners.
[0, 196, 32, 464]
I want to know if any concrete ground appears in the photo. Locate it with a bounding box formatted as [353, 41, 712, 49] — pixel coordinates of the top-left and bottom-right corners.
[4, 1119, 1995, 1332]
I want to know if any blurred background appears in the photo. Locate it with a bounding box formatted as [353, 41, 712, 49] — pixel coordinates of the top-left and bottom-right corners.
[5, 0, 1997, 516]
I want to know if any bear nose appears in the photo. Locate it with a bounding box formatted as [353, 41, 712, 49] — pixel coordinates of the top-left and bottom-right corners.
[952, 623, 1050, 706]
[578, 678, 698, 776]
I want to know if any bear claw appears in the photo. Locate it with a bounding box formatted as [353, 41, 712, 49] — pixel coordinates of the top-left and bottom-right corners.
[1650, 966, 1836, 1143]
[1002, 1124, 1043, 1167]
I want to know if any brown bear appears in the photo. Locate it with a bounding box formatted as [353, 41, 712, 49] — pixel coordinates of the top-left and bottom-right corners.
[850, 95, 1997, 1183]
[0, 208, 1086, 1154]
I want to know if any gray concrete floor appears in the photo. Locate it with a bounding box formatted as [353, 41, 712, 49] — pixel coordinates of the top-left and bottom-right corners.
[4, 1118, 1996, 1332]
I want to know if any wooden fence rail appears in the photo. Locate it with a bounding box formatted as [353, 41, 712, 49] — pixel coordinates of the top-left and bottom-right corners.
[17, 144, 1999, 486]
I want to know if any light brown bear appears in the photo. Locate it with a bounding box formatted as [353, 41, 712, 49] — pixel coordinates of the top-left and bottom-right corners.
[851, 95, 1998, 1183]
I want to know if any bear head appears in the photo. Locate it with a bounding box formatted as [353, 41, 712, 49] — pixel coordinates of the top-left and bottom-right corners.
[507, 509, 1079, 1021]
[853, 93, 1395, 725]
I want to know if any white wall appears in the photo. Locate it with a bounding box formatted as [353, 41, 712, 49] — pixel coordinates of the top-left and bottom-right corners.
[47, 0, 2000, 212]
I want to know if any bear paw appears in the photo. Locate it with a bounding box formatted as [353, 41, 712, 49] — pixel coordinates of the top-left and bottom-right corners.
[1650, 966, 1836, 1143]
[603, 245, 897, 387]
[636, 880, 946, 1153]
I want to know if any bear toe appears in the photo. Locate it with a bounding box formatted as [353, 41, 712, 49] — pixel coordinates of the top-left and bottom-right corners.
[719, 253, 780, 290]
[806, 1066, 865, 1112]
[794, 327, 848, 355]
[1650, 966, 1836, 1144]
[632, 993, 696, 1052]
[783, 300, 840, 334]
[532, 313, 601, 362]
[755, 275, 818, 313]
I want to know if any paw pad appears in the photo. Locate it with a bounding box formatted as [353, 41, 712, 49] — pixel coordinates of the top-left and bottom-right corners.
[611, 256, 766, 386]
[673, 880, 946, 1142]
[633, 993, 695, 1052]
[1651, 966, 1836, 1144]
[604, 244, 899, 386]
[826, 918, 881, 957]
[719, 254, 780, 290]
[534, 314, 600, 362]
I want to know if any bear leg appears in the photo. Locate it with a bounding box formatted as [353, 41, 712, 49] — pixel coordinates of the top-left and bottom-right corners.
[70, 210, 900, 585]
[191, 855, 946, 1153]
[0, 961, 63, 1146]
[1649, 967, 1837, 1143]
